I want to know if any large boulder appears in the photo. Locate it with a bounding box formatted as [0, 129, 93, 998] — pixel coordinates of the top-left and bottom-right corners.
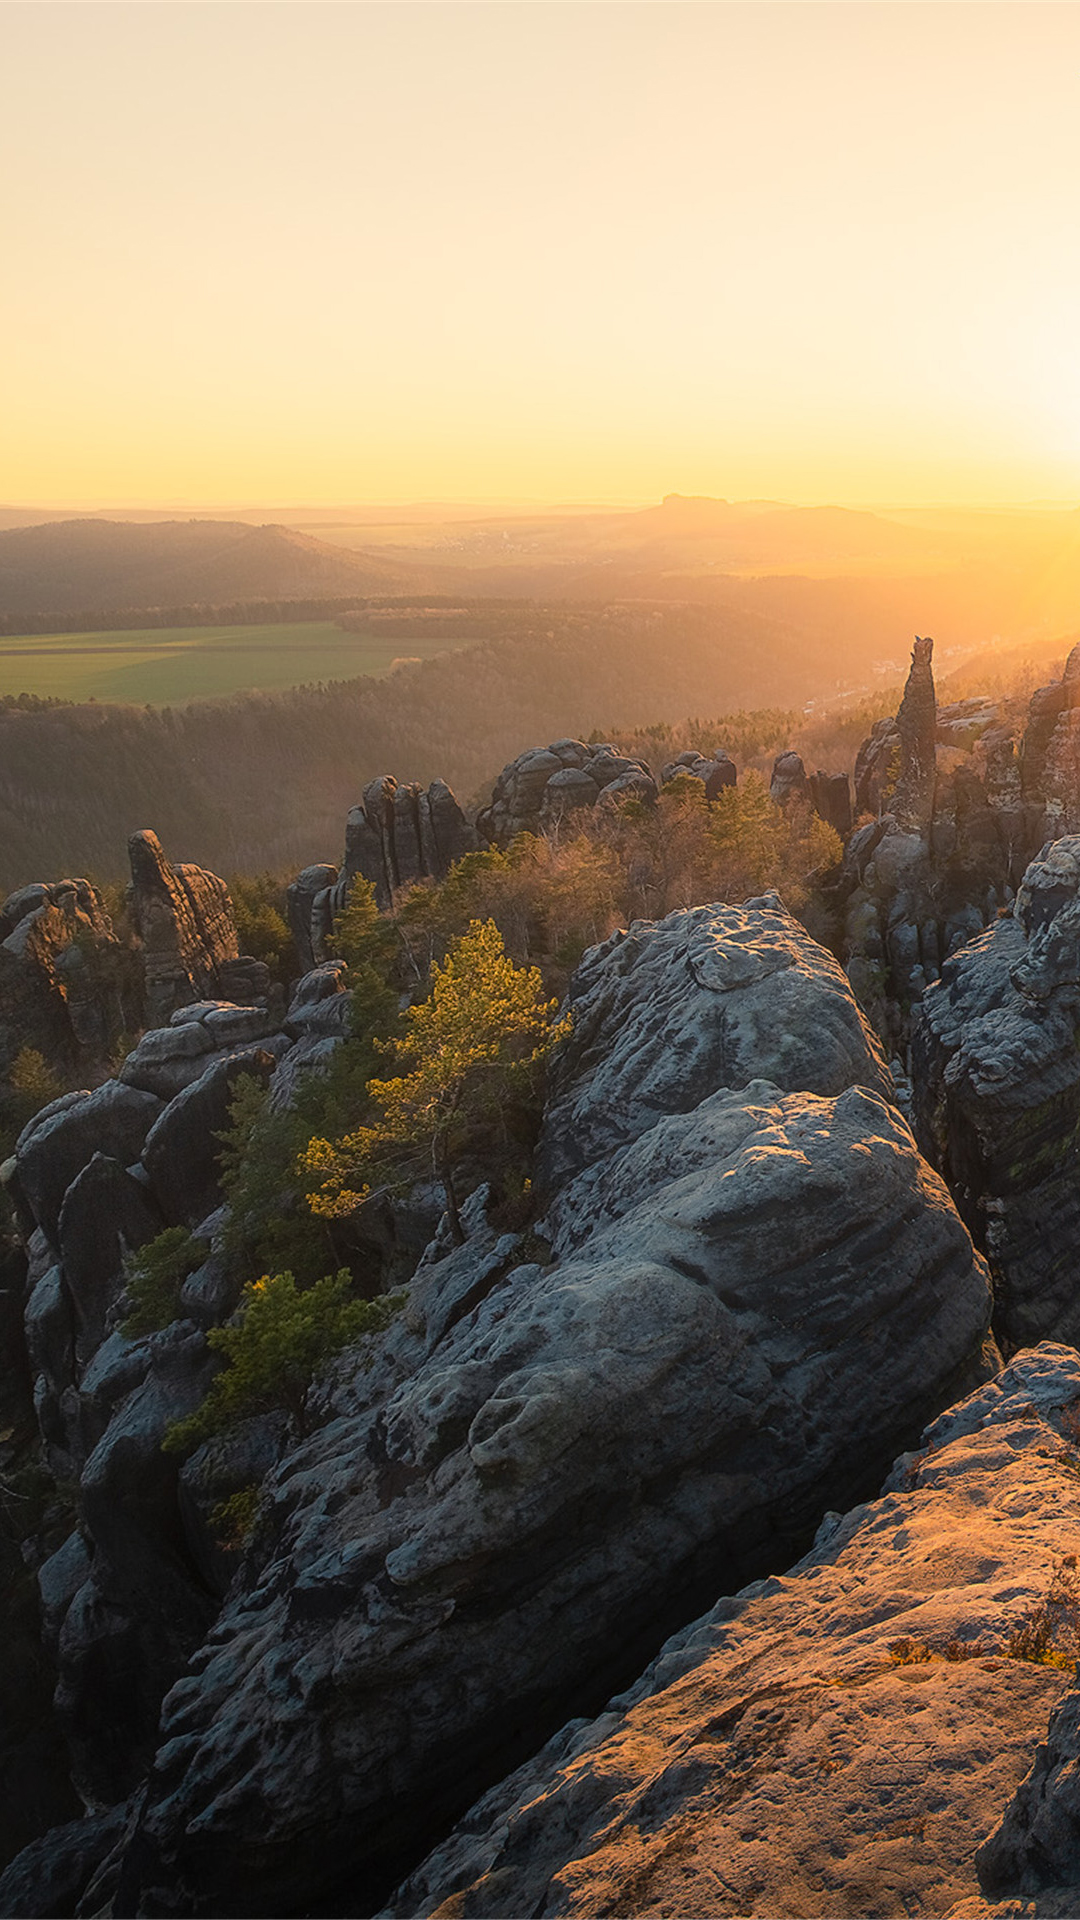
[911, 836, 1080, 1354]
[386, 1345, 1080, 1920]
[660, 749, 737, 799]
[478, 740, 657, 847]
[536, 893, 892, 1194]
[112, 908, 992, 1918]
[140, 1042, 285, 1227]
[15, 1081, 162, 1249]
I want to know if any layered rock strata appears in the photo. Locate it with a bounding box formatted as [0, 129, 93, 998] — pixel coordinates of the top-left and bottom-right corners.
[127, 832, 246, 1028]
[385, 1345, 1080, 1920]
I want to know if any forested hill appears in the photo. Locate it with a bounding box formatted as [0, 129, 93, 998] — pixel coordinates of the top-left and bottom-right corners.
[0, 600, 848, 888]
[0, 518, 412, 618]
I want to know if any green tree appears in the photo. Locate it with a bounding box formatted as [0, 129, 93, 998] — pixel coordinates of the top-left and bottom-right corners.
[216, 878, 402, 1292]
[122, 1227, 208, 1337]
[163, 1270, 401, 1455]
[7, 1048, 63, 1124]
[302, 919, 568, 1243]
[228, 873, 297, 985]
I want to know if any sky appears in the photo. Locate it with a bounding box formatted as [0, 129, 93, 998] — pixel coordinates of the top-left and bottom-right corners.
[5, 2, 1080, 509]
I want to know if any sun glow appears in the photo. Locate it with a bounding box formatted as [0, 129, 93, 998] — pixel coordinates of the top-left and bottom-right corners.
[4, 3, 1080, 509]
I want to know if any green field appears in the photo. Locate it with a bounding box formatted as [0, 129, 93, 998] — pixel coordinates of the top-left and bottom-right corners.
[0, 622, 481, 705]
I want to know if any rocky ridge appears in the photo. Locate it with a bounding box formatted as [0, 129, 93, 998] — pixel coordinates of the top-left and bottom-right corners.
[384, 1344, 1080, 1920]
[0, 896, 999, 1917]
[9, 650, 1080, 1915]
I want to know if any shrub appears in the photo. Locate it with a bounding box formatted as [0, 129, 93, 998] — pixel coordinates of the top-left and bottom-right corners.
[162, 1270, 402, 1455]
[7, 1049, 64, 1129]
[122, 1227, 208, 1337]
[210, 1483, 262, 1552]
[228, 873, 298, 985]
[302, 919, 568, 1242]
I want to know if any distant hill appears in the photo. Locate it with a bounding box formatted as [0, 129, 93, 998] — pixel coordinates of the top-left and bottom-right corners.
[0, 598, 848, 890]
[0, 518, 413, 618]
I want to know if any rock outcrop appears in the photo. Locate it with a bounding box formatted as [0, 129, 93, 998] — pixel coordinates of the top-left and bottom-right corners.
[0, 880, 134, 1077]
[661, 747, 737, 798]
[0, 836, 276, 1088]
[127, 831, 244, 1028]
[477, 739, 658, 847]
[839, 639, 1030, 1053]
[287, 777, 479, 961]
[536, 892, 893, 1194]
[89, 901, 996, 1918]
[0, 967, 347, 1814]
[838, 638, 1080, 1061]
[911, 834, 1080, 1355]
[385, 1344, 1080, 1920]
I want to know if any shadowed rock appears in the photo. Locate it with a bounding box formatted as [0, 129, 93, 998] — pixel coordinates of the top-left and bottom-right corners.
[892, 635, 938, 833]
[0, 878, 130, 1077]
[479, 740, 657, 847]
[912, 835, 1080, 1353]
[108, 904, 992, 1919]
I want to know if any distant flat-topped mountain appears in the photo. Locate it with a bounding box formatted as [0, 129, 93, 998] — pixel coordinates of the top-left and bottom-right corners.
[0, 517, 413, 617]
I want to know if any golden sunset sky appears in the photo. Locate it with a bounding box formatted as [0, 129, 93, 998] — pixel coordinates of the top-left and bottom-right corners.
[4, 1, 1080, 509]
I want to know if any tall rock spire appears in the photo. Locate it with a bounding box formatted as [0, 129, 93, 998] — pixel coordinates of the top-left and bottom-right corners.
[891, 634, 937, 834]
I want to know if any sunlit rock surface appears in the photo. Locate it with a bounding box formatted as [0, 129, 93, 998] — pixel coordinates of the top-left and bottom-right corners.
[384, 1346, 1080, 1920]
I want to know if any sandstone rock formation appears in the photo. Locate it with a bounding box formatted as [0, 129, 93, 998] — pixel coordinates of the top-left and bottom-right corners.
[127, 831, 245, 1028]
[286, 776, 479, 962]
[839, 639, 1030, 1052]
[0, 879, 133, 1077]
[839, 637, 1080, 1062]
[770, 750, 853, 838]
[0, 976, 332, 1815]
[978, 1648, 1080, 1907]
[660, 747, 737, 797]
[536, 892, 893, 1194]
[385, 1344, 1080, 1920]
[84, 901, 996, 1918]
[911, 834, 1080, 1355]
[477, 739, 658, 847]
[0, 836, 275, 1089]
